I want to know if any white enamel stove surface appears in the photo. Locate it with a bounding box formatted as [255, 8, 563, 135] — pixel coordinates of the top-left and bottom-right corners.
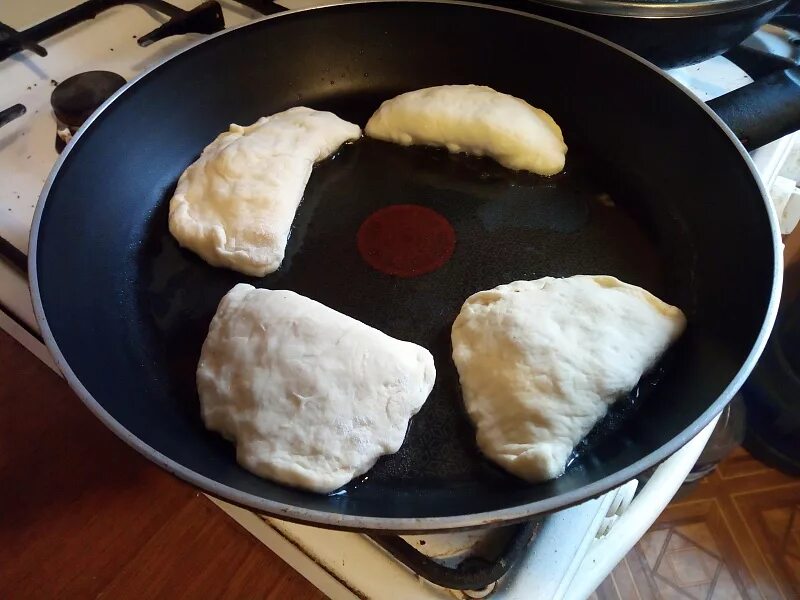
[0, 2, 795, 599]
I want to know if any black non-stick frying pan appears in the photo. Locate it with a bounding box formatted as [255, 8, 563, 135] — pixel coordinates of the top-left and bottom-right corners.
[29, 1, 784, 532]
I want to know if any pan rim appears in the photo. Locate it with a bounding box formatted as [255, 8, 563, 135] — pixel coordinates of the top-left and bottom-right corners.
[519, 0, 783, 19]
[27, 0, 784, 532]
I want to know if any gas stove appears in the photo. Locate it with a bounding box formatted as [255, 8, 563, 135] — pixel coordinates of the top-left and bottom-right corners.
[1, 2, 797, 599]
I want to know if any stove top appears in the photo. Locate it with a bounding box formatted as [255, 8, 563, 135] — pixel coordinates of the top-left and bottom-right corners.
[1, 2, 798, 598]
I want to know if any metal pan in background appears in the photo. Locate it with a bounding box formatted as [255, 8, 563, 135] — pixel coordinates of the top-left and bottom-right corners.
[513, 0, 792, 68]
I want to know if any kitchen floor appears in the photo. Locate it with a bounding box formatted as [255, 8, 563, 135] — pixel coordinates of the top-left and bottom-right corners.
[1, 329, 798, 599]
[0, 330, 323, 600]
[592, 449, 800, 600]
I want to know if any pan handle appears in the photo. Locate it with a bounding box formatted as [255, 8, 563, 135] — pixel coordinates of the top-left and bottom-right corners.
[707, 66, 800, 151]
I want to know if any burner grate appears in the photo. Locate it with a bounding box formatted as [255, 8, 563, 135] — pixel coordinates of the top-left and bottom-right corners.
[369, 520, 540, 593]
[0, 0, 225, 63]
[0, 103, 25, 128]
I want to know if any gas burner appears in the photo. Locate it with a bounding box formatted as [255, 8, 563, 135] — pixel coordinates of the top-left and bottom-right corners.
[51, 71, 126, 152]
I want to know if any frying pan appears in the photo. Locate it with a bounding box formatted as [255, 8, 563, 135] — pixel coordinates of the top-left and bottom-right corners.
[29, 0, 786, 532]
[513, 0, 792, 69]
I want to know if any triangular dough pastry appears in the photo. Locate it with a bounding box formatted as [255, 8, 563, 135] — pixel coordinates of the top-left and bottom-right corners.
[451, 275, 686, 482]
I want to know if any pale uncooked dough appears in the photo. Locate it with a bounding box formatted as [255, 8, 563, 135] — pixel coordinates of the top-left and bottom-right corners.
[365, 85, 567, 176]
[196, 283, 436, 493]
[169, 107, 361, 277]
[451, 276, 686, 483]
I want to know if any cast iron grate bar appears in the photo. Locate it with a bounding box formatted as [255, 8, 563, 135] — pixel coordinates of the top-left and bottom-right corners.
[0, 237, 28, 275]
[0, 23, 46, 58]
[0, 0, 224, 63]
[0, 104, 26, 129]
[368, 520, 539, 592]
[138, 1, 225, 46]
